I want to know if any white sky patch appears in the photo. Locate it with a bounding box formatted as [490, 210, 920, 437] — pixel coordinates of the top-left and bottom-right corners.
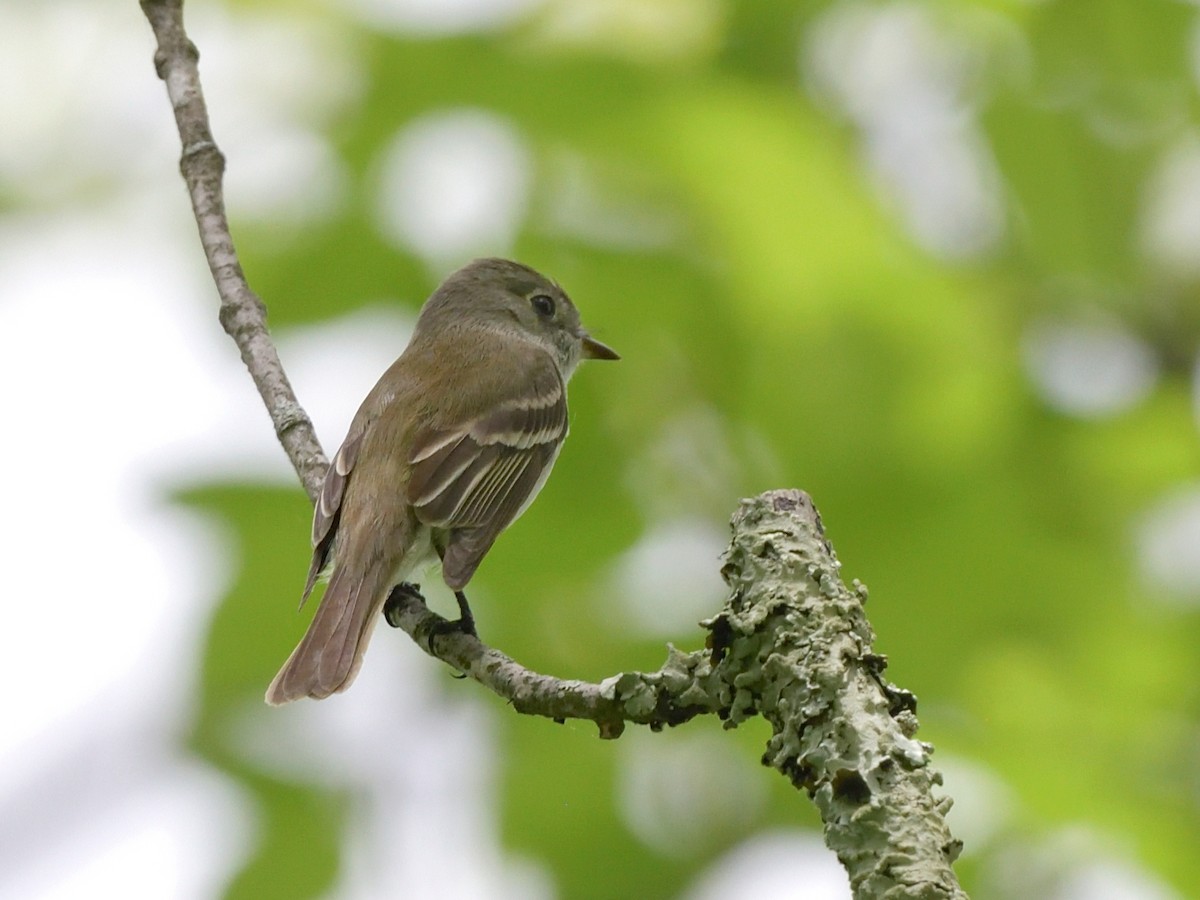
[529, 0, 721, 63]
[0, 2, 357, 222]
[184, 5, 361, 227]
[1134, 486, 1200, 604]
[1140, 135, 1200, 276]
[608, 518, 729, 637]
[3, 761, 251, 900]
[374, 109, 531, 270]
[803, 1, 1006, 259]
[985, 826, 1184, 900]
[233, 643, 550, 900]
[223, 126, 348, 227]
[616, 730, 767, 858]
[937, 756, 1017, 854]
[0, 207, 251, 899]
[1021, 317, 1159, 418]
[1054, 860, 1183, 900]
[0, 3, 176, 206]
[685, 830, 851, 900]
[340, 0, 543, 34]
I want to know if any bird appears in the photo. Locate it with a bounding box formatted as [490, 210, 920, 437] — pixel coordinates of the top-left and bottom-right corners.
[265, 258, 618, 705]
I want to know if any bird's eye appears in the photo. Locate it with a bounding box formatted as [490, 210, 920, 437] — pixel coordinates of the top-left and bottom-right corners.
[530, 294, 555, 317]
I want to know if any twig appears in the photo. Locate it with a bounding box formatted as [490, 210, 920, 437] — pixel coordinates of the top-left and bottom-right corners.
[140, 0, 327, 501]
[142, 4, 965, 896]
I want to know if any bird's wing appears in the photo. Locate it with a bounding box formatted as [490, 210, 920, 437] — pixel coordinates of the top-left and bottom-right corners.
[406, 357, 568, 590]
[300, 429, 365, 605]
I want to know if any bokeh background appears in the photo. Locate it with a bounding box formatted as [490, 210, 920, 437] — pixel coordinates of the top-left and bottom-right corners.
[3, 0, 1200, 897]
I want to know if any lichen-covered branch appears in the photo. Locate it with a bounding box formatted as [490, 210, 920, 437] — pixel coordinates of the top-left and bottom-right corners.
[716, 491, 965, 898]
[140, 0, 326, 501]
[142, 4, 964, 895]
[385, 491, 966, 899]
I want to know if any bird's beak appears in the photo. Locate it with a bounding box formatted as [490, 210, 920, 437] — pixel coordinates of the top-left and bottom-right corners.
[581, 335, 620, 360]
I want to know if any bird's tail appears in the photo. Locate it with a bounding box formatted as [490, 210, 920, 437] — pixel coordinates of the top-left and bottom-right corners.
[265, 563, 389, 705]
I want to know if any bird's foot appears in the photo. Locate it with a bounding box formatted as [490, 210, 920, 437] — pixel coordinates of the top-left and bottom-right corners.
[451, 590, 477, 637]
[422, 590, 478, 653]
[384, 582, 426, 628]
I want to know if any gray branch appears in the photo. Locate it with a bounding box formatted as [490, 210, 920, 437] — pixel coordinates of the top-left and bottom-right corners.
[142, 2, 966, 896]
[140, 0, 327, 501]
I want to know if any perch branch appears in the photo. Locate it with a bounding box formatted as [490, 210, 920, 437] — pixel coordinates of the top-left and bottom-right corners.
[386, 491, 965, 898]
[142, 3, 965, 896]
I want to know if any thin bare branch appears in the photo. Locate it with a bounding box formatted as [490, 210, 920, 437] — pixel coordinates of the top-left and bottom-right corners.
[140, 0, 327, 500]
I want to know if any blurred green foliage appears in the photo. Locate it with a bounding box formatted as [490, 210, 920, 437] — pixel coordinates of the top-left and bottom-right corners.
[184, 0, 1200, 897]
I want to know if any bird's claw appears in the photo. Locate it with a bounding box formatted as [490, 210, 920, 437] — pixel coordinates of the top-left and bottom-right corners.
[383, 582, 426, 628]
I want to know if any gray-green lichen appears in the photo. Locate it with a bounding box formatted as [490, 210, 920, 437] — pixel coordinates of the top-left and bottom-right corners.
[657, 490, 967, 899]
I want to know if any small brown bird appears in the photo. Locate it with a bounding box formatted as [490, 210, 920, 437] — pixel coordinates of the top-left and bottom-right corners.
[266, 258, 618, 705]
